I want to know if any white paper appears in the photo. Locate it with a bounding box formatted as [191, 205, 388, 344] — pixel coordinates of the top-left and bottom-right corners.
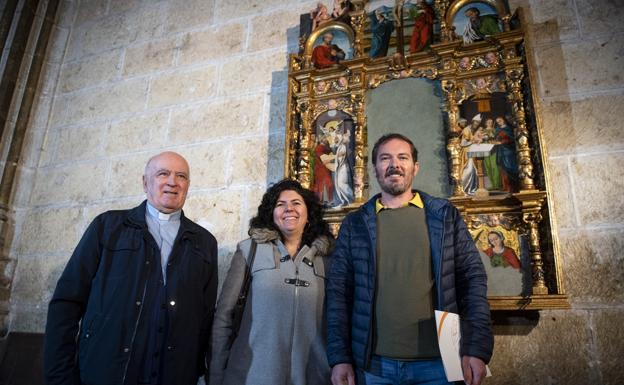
[435, 310, 492, 383]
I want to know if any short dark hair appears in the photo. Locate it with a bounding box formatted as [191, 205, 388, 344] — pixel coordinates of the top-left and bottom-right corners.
[371, 133, 418, 165]
[249, 179, 332, 246]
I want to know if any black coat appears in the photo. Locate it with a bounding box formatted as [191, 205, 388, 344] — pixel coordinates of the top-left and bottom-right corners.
[44, 201, 218, 385]
[326, 191, 493, 370]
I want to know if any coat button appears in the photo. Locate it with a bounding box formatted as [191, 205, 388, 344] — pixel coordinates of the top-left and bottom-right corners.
[136, 301, 141, 306]
[123, 347, 130, 353]
[167, 346, 174, 351]
[85, 333, 90, 338]
[169, 300, 176, 306]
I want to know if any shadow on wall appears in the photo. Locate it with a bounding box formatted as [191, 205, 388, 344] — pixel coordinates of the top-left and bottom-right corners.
[263, 25, 302, 188]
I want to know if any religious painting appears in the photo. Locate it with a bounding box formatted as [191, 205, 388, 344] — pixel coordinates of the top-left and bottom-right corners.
[311, 99, 356, 208]
[286, 0, 570, 310]
[469, 214, 532, 296]
[364, 0, 436, 58]
[457, 76, 518, 197]
[306, 23, 355, 69]
[299, 1, 354, 51]
[451, 1, 502, 44]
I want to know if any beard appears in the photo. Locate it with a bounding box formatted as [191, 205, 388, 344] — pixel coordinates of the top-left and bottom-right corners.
[376, 166, 413, 196]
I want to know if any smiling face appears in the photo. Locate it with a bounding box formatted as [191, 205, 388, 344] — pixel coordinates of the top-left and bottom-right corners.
[374, 138, 419, 196]
[273, 190, 308, 239]
[143, 152, 190, 213]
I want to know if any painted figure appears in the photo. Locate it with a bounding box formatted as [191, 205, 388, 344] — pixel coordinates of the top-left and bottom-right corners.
[492, 116, 518, 192]
[482, 117, 501, 190]
[331, 0, 352, 23]
[312, 32, 344, 69]
[484, 231, 520, 269]
[460, 115, 483, 195]
[332, 129, 354, 206]
[369, 8, 394, 58]
[409, 0, 434, 53]
[311, 3, 332, 30]
[462, 7, 501, 44]
[313, 138, 334, 205]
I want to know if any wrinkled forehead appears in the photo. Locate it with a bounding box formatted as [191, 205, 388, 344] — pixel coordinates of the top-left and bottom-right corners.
[145, 153, 190, 176]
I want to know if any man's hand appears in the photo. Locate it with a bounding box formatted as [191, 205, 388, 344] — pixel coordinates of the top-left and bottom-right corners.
[462, 355, 486, 385]
[331, 363, 356, 385]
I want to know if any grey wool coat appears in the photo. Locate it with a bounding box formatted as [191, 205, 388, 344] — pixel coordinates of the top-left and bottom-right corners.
[209, 228, 332, 385]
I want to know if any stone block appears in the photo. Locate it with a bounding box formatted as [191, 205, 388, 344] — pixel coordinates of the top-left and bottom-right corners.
[576, 0, 624, 37]
[77, 4, 166, 58]
[109, 0, 140, 14]
[57, 78, 148, 126]
[219, 50, 287, 95]
[489, 310, 594, 385]
[105, 111, 168, 155]
[148, 66, 217, 108]
[533, 44, 569, 98]
[215, 0, 284, 20]
[183, 189, 245, 249]
[18, 207, 84, 255]
[566, 92, 624, 152]
[11, 255, 68, 306]
[249, 7, 307, 52]
[123, 37, 177, 77]
[570, 152, 624, 226]
[526, 0, 579, 45]
[83, 199, 143, 224]
[559, 228, 624, 304]
[177, 22, 245, 65]
[563, 37, 624, 94]
[30, 162, 107, 205]
[545, 158, 576, 229]
[169, 95, 264, 144]
[74, 0, 108, 26]
[181, 144, 230, 189]
[8, 305, 47, 333]
[164, 0, 215, 33]
[106, 154, 150, 198]
[594, 308, 624, 385]
[229, 137, 268, 185]
[52, 123, 107, 163]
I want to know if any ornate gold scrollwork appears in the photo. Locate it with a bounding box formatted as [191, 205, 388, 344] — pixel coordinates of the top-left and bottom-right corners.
[506, 68, 536, 191]
[522, 211, 548, 295]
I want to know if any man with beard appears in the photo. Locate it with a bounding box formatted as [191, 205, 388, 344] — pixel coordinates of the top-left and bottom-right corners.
[326, 134, 492, 385]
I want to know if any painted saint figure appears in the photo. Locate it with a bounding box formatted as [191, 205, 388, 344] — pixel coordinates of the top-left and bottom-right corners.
[484, 231, 520, 269]
[312, 32, 344, 69]
[332, 128, 354, 206]
[492, 116, 518, 192]
[313, 138, 334, 205]
[462, 7, 501, 44]
[369, 8, 394, 58]
[482, 117, 501, 190]
[408, 0, 434, 53]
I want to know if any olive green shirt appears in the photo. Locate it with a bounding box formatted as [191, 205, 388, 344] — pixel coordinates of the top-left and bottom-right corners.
[374, 201, 440, 359]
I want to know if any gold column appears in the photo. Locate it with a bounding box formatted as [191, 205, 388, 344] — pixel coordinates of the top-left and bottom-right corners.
[523, 211, 549, 295]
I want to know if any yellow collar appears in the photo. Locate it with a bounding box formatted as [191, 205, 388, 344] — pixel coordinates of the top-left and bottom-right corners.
[375, 192, 424, 213]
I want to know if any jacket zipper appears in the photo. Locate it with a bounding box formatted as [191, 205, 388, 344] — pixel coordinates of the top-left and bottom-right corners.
[121, 244, 152, 384]
[436, 206, 448, 310]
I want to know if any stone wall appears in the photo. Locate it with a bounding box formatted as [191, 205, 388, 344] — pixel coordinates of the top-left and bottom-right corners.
[5, 0, 624, 384]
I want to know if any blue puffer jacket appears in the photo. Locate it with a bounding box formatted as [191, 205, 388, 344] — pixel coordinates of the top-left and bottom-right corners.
[326, 191, 493, 369]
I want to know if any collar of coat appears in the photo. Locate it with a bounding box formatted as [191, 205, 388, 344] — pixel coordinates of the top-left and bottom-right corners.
[124, 200, 200, 237]
[361, 189, 450, 222]
[249, 227, 332, 256]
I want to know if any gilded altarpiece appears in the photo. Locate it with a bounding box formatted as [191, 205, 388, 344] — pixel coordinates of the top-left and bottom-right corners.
[285, 0, 568, 310]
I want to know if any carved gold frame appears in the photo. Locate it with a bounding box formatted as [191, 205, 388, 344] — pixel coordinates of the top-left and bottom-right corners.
[285, 2, 568, 310]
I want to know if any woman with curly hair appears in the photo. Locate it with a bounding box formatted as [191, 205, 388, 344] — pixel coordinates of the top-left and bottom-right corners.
[210, 179, 334, 385]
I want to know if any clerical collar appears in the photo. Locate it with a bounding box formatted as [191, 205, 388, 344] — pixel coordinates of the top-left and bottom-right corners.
[146, 201, 181, 221]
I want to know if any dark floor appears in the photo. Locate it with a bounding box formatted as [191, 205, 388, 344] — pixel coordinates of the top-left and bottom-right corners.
[0, 333, 44, 385]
